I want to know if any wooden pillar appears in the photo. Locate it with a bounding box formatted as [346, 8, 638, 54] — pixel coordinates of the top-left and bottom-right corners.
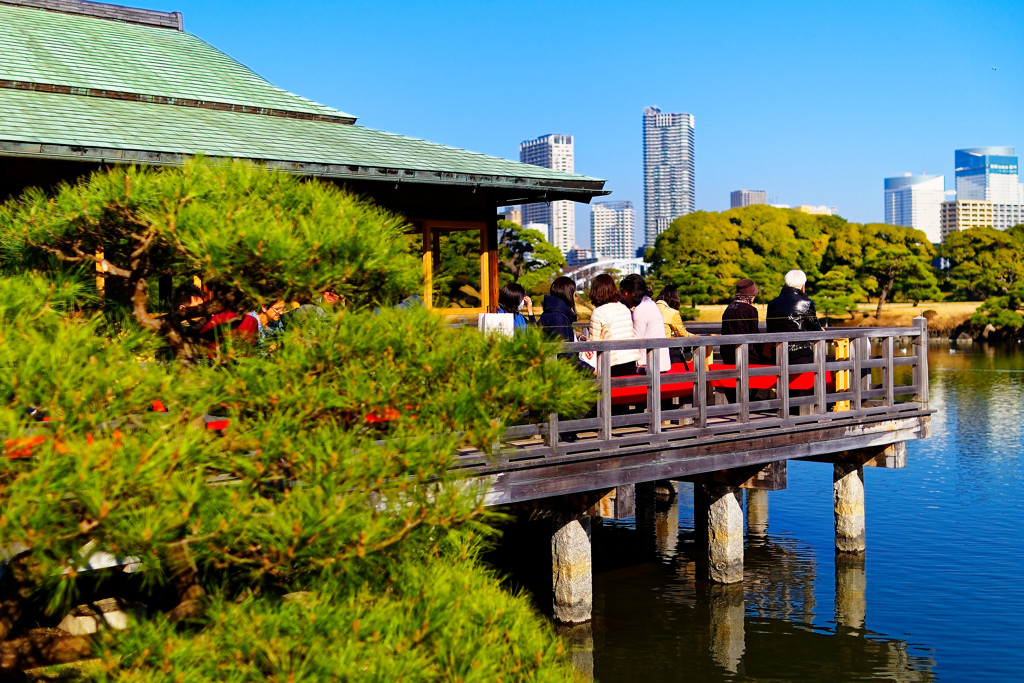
[486, 215, 499, 313]
[835, 552, 866, 632]
[697, 483, 744, 584]
[833, 462, 866, 553]
[551, 513, 592, 623]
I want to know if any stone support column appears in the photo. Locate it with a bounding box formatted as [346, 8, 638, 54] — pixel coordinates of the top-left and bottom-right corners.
[745, 488, 769, 538]
[833, 463, 866, 552]
[697, 483, 744, 583]
[551, 514, 592, 623]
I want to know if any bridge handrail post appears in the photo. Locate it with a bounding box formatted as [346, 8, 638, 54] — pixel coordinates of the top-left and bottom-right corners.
[737, 342, 750, 424]
[547, 412, 559, 456]
[598, 350, 612, 441]
[695, 345, 708, 428]
[851, 337, 863, 411]
[648, 345, 662, 434]
[883, 336, 895, 407]
[913, 316, 929, 410]
[777, 341, 790, 419]
[814, 338, 827, 414]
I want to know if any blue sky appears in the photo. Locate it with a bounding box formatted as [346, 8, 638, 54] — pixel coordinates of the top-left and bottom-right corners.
[150, 0, 1022, 247]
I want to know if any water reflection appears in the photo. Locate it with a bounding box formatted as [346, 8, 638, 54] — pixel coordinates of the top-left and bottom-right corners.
[589, 485, 935, 682]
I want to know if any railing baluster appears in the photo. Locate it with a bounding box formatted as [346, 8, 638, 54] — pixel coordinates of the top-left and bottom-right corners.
[738, 342, 749, 424]
[914, 316, 929, 409]
[778, 341, 790, 419]
[695, 345, 708, 429]
[599, 350, 612, 441]
[883, 336, 895, 407]
[649, 346, 662, 434]
[547, 411, 559, 456]
[852, 336, 863, 411]
[814, 339, 827, 414]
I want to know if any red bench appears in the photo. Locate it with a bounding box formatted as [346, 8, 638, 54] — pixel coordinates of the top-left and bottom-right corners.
[609, 362, 695, 405]
[708, 364, 831, 391]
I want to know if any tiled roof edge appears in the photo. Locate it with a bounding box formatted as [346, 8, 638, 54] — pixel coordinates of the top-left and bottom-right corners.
[0, 0, 183, 30]
[0, 141, 610, 199]
[0, 81, 358, 124]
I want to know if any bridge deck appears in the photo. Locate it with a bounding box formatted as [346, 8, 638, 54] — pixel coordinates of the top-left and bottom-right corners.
[463, 319, 931, 505]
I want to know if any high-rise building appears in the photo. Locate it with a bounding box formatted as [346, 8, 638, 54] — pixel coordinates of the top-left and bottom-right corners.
[940, 200, 995, 239]
[520, 134, 575, 254]
[590, 201, 635, 260]
[884, 174, 945, 243]
[730, 189, 766, 209]
[642, 106, 695, 249]
[498, 207, 523, 225]
[954, 147, 1024, 204]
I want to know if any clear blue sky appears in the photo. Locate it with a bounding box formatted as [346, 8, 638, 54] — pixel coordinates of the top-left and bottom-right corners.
[150, 0, 1022, 247]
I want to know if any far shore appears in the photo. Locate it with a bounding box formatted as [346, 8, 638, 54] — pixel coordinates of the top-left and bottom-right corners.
[688, 301, 980, 333]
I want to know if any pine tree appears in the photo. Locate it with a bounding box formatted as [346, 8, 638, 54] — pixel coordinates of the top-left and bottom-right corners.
[0, 162, 594, 680]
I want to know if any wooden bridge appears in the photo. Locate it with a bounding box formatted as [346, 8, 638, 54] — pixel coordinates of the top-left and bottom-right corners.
[460, 319, 932, 623]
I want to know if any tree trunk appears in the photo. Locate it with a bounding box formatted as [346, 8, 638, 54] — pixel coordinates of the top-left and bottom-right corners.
[874, 281, 893, 318]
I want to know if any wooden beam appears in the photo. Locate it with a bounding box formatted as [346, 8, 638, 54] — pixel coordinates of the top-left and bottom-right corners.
[798, 442, 906, 469]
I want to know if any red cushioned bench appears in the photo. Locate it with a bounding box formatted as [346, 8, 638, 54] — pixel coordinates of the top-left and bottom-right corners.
[708, 364, 831, 391]
[609, 362, 695, 406]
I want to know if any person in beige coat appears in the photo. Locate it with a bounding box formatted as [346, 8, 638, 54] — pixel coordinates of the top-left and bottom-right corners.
[588, 273, 640, 376]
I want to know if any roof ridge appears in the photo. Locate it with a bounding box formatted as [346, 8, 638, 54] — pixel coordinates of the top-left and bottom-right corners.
[0, 0, 182, 30]
[0, 79, 357, 124]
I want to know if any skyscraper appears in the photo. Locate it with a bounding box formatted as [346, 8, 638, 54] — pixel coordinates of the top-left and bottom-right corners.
[520, 134, 575, 255]
[954, 147, 1024, 204]
[642, 106, 695, 249]
[883, 174, 945, 243]
[730, 189, 767, 209]
[590, 200, 635, 260]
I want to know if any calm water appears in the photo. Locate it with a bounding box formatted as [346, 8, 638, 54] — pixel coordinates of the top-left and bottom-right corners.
[579, 343, 1024, 681]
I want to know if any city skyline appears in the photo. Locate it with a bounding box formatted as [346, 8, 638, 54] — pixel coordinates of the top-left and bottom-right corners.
[136, 1, 1022, 248]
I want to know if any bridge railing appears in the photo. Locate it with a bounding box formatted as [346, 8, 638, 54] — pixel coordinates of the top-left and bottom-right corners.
[494, 318, 929, 459]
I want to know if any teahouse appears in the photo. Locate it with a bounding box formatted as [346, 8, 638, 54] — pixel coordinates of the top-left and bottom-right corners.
[0, 0, 608, 314]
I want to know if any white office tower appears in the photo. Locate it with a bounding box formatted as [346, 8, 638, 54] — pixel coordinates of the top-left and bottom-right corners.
[643, 106, 695, 249]
[520, 134, 576, 254]
[884, 174, 945, 243]
[590, 201, 635, 260]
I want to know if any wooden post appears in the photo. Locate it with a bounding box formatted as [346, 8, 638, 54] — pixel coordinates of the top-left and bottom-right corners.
[420, 222, 433, 310]
[648, 346, 662, 433]
[814, 339, 827, 414]
[778, 341, 790, 419]
[695, 345, 708, 429]
[737, 342, 749, 423]
[487, 217, 499, 313]
[598, 352, 612, 441]
[883, 336, 895, 407]
[834, 462, 865, 553]
[551, 513, 592, 624]
[913, 316, 929, 409]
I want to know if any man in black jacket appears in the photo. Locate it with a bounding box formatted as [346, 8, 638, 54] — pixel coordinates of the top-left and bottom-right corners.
[721, 277, 763, 364]
[766, 269, 822, 366]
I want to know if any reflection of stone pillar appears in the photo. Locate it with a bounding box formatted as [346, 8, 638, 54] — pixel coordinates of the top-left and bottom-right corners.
[636, 481, 657, 556]
[835, 552, 866, 632]
[556, 622, 594, 682]
[708, 584, 745, 673]
[655, 493, 680, 558]
[833, 463, 865, 552]
[552, 514, 592, 623]
[746, 489, 768, 537]
[698, 484, 744, 583]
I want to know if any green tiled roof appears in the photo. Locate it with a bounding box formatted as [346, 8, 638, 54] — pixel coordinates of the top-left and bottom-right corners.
[0, 88, 604, 187]
[0, 1, 606, 196]
[0, 3, 353, 120]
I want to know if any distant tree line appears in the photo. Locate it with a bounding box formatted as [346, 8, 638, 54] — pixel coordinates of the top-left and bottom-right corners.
[643, 205, 1024, 320]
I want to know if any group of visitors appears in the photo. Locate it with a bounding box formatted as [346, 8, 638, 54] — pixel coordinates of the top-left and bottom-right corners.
[499, 273, 695, 377]
[721, 269, 822, 365]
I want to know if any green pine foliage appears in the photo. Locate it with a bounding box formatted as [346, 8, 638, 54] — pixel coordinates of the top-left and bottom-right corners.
[0, 163, 595, 680]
